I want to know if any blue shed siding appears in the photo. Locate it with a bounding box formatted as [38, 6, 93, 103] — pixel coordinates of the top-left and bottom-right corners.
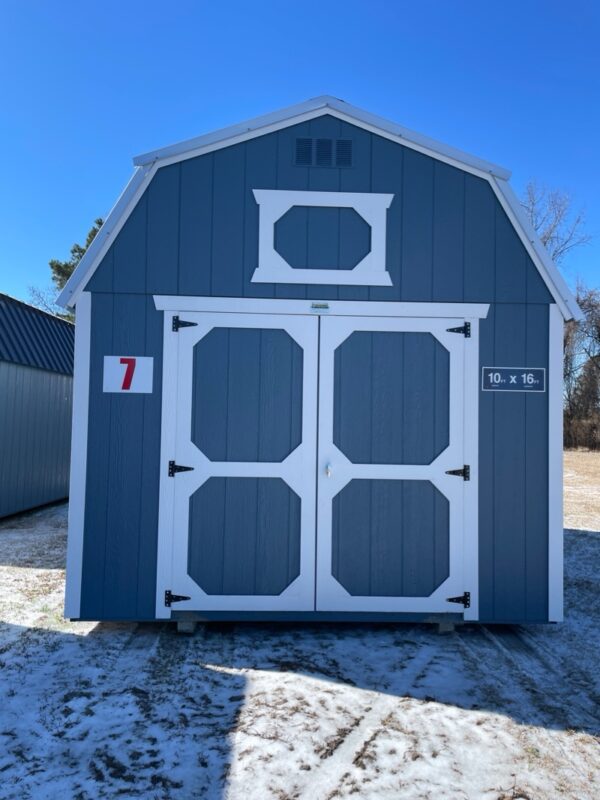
[478, 304, 550, 623]
[81, 293, 162, 619]
[79, 114, 555, 622]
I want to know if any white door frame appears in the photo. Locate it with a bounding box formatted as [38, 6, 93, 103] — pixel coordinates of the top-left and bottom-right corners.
[154, 296, 487, 620]
[316, 315, 470, 613]
[155, 311, 318, 617]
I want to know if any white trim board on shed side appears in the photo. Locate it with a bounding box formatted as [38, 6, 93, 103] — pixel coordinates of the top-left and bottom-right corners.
[57, 97, 581, 321]
[64, 291, 91, 619]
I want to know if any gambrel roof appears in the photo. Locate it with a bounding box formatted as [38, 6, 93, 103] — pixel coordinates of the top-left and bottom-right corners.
[58, 96, 582, 319]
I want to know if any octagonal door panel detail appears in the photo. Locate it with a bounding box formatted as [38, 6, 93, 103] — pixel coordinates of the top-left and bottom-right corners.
[316, 315, 467, 613]
[332, 479, 449, 597]
[333, 332, 449, 465]
[191, 327, 303, 462]
[165, 311, 318, 612]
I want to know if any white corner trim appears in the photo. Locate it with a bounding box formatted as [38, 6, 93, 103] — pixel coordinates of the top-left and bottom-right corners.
[57, 163, 156, 309]
[153, 295, 490, 319]
[548, 304, 564, 622]
[251, 189, 393, 287]
[64, 291, 91, 619]
[491, 178, 582, 322]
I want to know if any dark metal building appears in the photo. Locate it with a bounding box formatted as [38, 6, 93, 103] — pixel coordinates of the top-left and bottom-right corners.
[0, 294, 74, 517]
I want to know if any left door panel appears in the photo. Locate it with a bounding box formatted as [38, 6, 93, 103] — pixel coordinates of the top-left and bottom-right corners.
[157, 311, 318, 615]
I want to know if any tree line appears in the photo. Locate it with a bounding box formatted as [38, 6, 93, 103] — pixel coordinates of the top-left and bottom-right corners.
[523, 183, 598, 450]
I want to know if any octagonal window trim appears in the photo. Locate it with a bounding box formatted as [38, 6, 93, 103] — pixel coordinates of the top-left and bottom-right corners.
[251, 189, 393, 286]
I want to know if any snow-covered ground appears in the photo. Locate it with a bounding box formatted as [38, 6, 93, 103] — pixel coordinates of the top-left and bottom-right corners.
[0, 454, 598, 799]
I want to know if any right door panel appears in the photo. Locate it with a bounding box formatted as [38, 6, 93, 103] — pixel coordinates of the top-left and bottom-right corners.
[316, 315, 467, 612]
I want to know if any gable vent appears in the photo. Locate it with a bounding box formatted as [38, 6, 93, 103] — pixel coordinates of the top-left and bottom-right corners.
[336, 139, 353, 167]
[316, 138, 333, 167]
[294, 138, 353, 168]
[295, 137, 313, 166]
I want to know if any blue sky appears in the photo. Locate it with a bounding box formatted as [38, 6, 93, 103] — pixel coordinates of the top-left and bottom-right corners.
[0, 0, 598, 303]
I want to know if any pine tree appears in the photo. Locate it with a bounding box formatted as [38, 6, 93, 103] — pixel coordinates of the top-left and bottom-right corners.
[49, 218, 104, 290]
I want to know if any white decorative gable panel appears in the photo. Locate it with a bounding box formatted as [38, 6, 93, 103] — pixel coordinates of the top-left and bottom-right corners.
[251, 189, 394, 286]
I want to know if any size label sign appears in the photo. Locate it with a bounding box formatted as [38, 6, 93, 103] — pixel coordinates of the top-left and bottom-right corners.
[103, 356, 154, 393]
[482, 367, 546, 392]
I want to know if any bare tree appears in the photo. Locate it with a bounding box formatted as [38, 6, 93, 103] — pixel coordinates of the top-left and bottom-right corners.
[521, 181, 598, 448]
[27, 285, 72, 320]
[521, 180, 592, 264]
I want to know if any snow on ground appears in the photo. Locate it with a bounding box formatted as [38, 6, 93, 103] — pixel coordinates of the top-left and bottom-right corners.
[0, 454, 599, 800]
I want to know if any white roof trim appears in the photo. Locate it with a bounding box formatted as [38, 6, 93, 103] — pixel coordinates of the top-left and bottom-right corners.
[133, 95, 512, 179]
[57, 96, 581, 319]
[57, 163, 156, 308]
[491, 178, 583, 321]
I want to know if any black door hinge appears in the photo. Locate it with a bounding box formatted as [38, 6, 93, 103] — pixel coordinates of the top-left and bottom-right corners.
[172, 315, 198, 332]
[445, 465, 470, 481]
[164, 590, 191, 607]
[446, 592, 471, 608]
[168, 460, 194, 477]
[446, 322, 471, 338]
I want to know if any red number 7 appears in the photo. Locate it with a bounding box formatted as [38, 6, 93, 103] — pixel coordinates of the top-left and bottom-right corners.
[119, 357, 136, 390]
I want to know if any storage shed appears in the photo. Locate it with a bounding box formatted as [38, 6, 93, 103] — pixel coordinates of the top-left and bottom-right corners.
[58, 97, 581, 624]
[0, 294, 74, 518]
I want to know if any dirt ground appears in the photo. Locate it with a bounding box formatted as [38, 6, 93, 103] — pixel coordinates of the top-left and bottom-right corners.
[564, 449, 600, 530]
[0, 451, 598, 799]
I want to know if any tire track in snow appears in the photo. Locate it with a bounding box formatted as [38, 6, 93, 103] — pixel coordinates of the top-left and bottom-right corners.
[456, 627, 600, 795]
[480, 626, 599, 731]
[294, 643, 439, 800]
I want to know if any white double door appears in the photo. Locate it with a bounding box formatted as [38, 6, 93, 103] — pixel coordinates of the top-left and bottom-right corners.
[160, 310, 469, 615]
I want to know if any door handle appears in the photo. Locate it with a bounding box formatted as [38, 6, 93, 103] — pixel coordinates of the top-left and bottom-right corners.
[325, 463, 332, 477]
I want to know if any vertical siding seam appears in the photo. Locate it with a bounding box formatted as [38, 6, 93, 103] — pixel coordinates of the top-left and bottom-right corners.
[257, 331, 263, 462]
[221, 478, 228, 594]
[336, 126, 341, 301]
[523, 307, 529, 618]
[461, 172, 466, 301]
[253, 478, 259, 594]
[241, 146, 248, 298]
[491, 307, 497, 620]
[101, 295, 115, 618]
[368, 478, 373, 596]
[209, 155, 215, 296]
[135, 299, 149, 617]
[176, 163, 182, 295]
[400, 481, 405, 595]
[368, 334, 374, 594]
[304, 206, 309, 270]
[143, 195, 149, 294]
[432, 484, 437, 589]
[225, 329, 231, 460]
[493, 206, 498, 304]
[368, 134, 373, 301]
[431, 163, 437, 301]
[400, 148, 407, 302]
[336, 207, 341, 271]
[430, 161, 435, 302]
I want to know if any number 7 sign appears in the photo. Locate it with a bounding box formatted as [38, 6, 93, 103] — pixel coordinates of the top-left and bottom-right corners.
[103, 356, 154, 394]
